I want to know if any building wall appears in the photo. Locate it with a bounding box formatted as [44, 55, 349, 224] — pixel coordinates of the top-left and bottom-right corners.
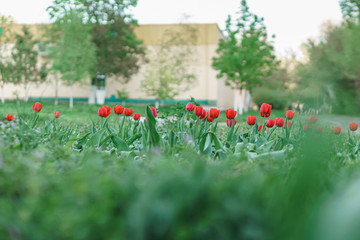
[0, 23, 235, 106]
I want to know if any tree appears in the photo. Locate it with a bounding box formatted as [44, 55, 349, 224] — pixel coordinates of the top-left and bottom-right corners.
[0, 14, 15, 103]
[141, 24, 197, 107]
[212, 0, 277, 113]
[47, 0, 145, 83]
[340, 0, 360, 21]
[48, 9, 96, 108]
[11, 26, 48, 102]
[296, 20, 360, 114]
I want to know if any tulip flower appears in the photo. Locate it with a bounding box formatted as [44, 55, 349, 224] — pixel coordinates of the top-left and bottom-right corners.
[113, 105, 124, 115]
[54, 112, 60, 118]
[207, 115, 214, 122]
[209, 108, 220, 119]
[194, 106, 203, 117]
[133, 113, 141, 120]
[333, 126, 341, 135]
[247, 116, 256, 125]
[124, 108, 134, 116]
[308, 115, 318, 123]
[303, 124, 310, 131]
[349, 122, 358, 131]
[285, 110, 295, 120]
[226, 109, 237, 119]
[200, 111, 207, 119]
[98, 106, 111, 118]
[33, 102, 43, 112]
[275, 118, 285, 127]
[149, 106, 157, 117]
[6, 114, 13, 122]
[186, 102, 195, 111]
[260, 103, 272, 117]
[227, 119, 237, 127]
[316, 126, 323, 132]
[258, 125, 263, 132]
[266, 119, 275, 128]
[284, 121, 292, 129]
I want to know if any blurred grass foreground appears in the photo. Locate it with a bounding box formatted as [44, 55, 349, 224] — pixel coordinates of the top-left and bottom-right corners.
[0, 101, 359, 240]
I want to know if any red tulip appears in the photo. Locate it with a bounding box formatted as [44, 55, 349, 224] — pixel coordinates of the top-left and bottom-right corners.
[200, 111, 207, 119]
[247, 116, 256, 125]
[33, 102, 43, 112]
[316, 126, 323, 132]
[227, 119, 237, 127]
[207, 115, 214, 122]
[98, 106, 111, 118]
[258, 124, 263, 132]
[194, 106, 203, 117]
[260, 103, 272, 117]
[113, 105, 124, 115]
[6, 114, 13, 121]
[284, 121, 292, 128]
[308, 115, 318, 123]
[133, 113, 141, 120]
[149, 106, 157, 117]
[266, 119, 275, 128]
[303, 124, 310, 131]
[226, 109, 237, 119]
[333, 126, 341, 135]
[209, 108, 220, 119]
[285, 110, 295, 120]
[186, 102, 195, 111]
[124, 108, 134, 116]
[275, 118, 285, 127]
[349, 122, 358, 131]
[54, 112, 60, 118]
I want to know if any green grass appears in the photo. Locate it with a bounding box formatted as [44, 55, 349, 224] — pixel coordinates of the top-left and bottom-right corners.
[0, 100, 359, 239]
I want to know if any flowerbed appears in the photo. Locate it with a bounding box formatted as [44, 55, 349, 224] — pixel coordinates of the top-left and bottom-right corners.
[0, 101, 359, 239]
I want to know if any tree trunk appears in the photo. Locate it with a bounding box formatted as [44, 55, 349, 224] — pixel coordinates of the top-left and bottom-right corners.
[55, 74, 58, 106]
[233, 90, 238, 114]
[24, 87, 29, 102]
[69, 89, 73, 109]
[238, 90, 243, 115]
[1, 86, 4, 104]
[245, 90, 251, 112]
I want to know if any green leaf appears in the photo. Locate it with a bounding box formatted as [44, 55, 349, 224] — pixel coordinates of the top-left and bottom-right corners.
[86, 129, 105, 148]
[146, 106, 160, 147]
[111, 135, 129, 151]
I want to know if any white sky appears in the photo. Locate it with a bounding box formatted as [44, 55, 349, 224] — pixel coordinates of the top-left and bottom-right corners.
[0, 0, 343, 56]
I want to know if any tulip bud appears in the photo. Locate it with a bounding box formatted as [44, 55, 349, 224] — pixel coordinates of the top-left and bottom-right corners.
[33, 102, 43, 112]
[6, 114, 13, 122]
[133, 113, 141, 120]
[247, 116, 256, 125]
[260, 103, 272, 117]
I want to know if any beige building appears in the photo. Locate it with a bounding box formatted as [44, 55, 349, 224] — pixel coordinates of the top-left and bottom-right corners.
[0, 23, 242, 108]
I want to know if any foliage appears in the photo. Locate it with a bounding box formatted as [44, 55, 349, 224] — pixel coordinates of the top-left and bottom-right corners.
[297, 20, 360, 114]
[212, 0, 277, 91]
[340, 0, 360, 21]
[48, 9, 96, 86]
[252, 56, 298, 110]
[116, 89, 129, 100]
[0, 101, 359, 239]
[141, 24, 197, 100]
[47, 0, 146, 82]
[11, 26, 48, 101]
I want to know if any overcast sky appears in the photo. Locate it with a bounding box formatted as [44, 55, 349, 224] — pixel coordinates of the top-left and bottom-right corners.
[0, 0, 343, 56]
